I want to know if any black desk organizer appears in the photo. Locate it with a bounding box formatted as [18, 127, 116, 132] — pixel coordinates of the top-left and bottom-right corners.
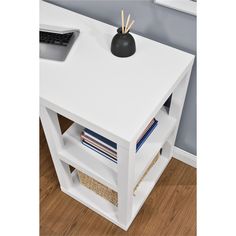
[111, 27, 136, 58]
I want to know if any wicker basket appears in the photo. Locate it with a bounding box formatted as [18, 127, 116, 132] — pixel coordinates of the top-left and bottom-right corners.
[78, 153, 160, 206]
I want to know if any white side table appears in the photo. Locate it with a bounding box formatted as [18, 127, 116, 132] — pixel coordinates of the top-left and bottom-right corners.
[40, 0, 194, 230]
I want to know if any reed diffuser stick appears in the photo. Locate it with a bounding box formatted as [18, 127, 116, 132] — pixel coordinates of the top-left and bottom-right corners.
[121, 10, 125, 34]
[125, 20, 135, 33]
[125, 14, 130, 33]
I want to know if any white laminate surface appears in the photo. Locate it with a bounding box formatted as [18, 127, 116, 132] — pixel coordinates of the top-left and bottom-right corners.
[40, 1, 194, 144]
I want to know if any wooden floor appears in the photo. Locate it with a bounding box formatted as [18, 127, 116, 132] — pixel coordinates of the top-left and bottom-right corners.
[40, 116, 196, 236]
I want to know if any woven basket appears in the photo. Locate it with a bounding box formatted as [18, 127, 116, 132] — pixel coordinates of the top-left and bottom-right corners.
[78, 153, 160, 206]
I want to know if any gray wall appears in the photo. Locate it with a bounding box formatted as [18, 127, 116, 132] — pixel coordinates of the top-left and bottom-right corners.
[45, 0, 196, 155]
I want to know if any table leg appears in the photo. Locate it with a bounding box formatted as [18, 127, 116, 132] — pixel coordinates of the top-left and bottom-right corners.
[163, 66, 193, 159]
[117, 144, 135, 226]
[40, 105, 73, 190]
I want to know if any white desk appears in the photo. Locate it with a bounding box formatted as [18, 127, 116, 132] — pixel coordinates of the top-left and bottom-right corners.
[40, 0, 194, 230]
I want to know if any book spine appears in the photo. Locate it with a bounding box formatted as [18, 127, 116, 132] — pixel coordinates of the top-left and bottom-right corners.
[83, 131, 117, 152]
[136, 120, 158, 152]
[137, 119, 155, 143]
[82, 141, 117, 163]
[81, 133, 117, 158]
[84, 128, 117, 149]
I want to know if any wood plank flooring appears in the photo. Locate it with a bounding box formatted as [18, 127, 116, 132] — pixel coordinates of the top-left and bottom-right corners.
[40, 116, 196, 236]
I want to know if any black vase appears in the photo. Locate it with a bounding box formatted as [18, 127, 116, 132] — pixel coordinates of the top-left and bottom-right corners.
[111, 27, 136, 57]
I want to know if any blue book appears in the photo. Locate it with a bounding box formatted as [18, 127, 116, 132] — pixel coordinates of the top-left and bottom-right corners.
[84, 128, 117, 149]
[136, 119, 158, 151]
[84, 119, 158, 154]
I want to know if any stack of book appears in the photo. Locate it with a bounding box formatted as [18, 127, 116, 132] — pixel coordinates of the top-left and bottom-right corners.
[81, 128, 118, 163]
[81, 118, 158, 163]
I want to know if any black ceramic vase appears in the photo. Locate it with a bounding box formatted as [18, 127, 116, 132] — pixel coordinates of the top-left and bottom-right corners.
[111, 27, 136, 57]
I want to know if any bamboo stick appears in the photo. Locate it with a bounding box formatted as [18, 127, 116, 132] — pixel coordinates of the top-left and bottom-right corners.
[121, 10, 125, 34]
[125, 20, 135, 33]
[125, 14, 130, 33]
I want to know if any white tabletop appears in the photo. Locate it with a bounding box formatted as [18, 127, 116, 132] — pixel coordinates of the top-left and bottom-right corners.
[40, 1, 194, 144]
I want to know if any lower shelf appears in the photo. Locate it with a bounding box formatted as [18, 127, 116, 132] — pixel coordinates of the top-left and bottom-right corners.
[132, 155, 170, 220]
[61, 170, 126, 229]
[61, 154, 171, 231]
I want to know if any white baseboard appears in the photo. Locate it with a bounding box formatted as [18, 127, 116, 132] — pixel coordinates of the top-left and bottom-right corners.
[173, 146, 197, 168]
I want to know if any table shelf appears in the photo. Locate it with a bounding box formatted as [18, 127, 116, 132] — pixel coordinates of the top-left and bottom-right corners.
[59, 108, 175, 193]
[60, 126, 118, 191]
[133, 154, 170, 220]
[135, 109, 176, 186]
[61, 170, 125, 229]
[61, 154, 170, 231]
